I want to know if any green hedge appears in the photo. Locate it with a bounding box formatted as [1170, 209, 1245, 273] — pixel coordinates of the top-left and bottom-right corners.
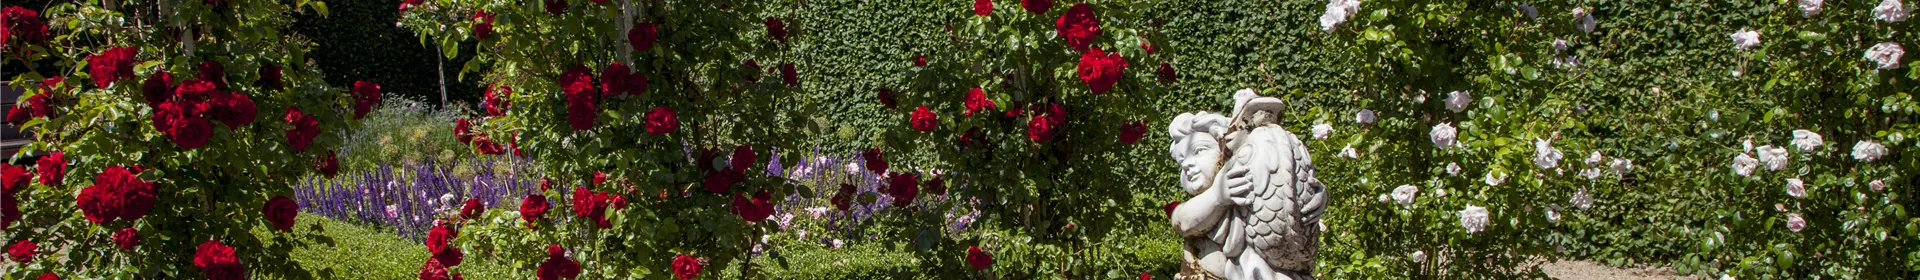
[294, 0, 485, 107]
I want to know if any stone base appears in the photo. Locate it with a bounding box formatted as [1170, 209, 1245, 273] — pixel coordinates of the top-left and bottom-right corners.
[1175, 260, 1317, 280]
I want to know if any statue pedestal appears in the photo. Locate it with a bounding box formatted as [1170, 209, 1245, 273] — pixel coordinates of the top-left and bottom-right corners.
[1176, 260, 1225, 280]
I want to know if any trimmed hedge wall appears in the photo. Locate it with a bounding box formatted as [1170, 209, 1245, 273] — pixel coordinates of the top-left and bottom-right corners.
[294, 0, 484, 108]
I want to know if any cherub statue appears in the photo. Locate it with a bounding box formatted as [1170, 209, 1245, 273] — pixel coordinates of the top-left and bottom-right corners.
[1168, 89, 1329, 280]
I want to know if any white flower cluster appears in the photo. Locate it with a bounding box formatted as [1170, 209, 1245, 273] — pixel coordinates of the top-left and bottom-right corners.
[1534, 139, 1563, 170]
[1484, 171, 1507, 186]
[1866, 42, 1906, 70]
[1801, 0, 1825, 17]
[1431, 123, 1458, 149]
[1852, 140, 1887, 162]
[1444, 91, 1472, 113]
[1572, 7, 1597, 33]
[1459, 205, 1490, 234]
[1791, 130, 1823, 151]
[1392, 185, 1419, 206]
[1869, 179, 1887, 192]
[1355, 109, 1378, 124]
[1312, 123, 1334, 140]
[1339, 144, 1360, 159]
[1731, 153, 1759, 177]
[1785, 178, 1807, 198]
[1876, 0, 1911, 22]
[1570, 187, 1593, 210]
[1785, 213, 1807, 232]
[1730, 29, 1761, 51]
[1755, 145, 1791, 171]
[1319, 0, 1363, 32]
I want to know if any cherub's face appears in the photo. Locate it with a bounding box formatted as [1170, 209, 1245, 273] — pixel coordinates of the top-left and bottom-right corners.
[1179, 132, 1224, 195]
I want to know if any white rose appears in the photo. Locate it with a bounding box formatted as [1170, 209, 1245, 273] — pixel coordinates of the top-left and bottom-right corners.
[1570, 187, 1593, 210]
[1585, 151, 1605, 166]
[1756, 145, 1790, 171]
[1312, 123, 1334, 140]
[1446, 162, 1461, 176]
[1742, 139, 1754, 153]
[1865, 42, 1906, 70]
[1339, 144, 1360, 159]
[1431, 123, 1458, 149]
[1852, 140, 1887, 162]
[1435, 188, 1448, 197]
[1377, 194, 1391, 203]
[1785, 178, 1807, 198]
[1785, 213, 1807, 232]
[1545, 206, 1561, 223]
[1355, 109, 1378, 124]
[1553, 39, 1571, 52]
[1572, 8, 1597, 33]
[1444, 90, 1472, 112]
[1609, 158, 1633, 174]
[1319, 8, 1350, 32]
[1800, 0, 1824, 17]
[1791, 129, 1823, 151]
[1484, 171, 1507, 186]
[1869, 179, 1886, 192]
[1730, 29, 1761, 51]
[1731, 153, 1759, 177]
[1876, 0, 1911, 22]
[1392, 185, 1419, 206]
[1579, 168, 1602, 180]
[1459, 205, 1490, 234]
[1534, 139, 1563, 169]
[1518, 4, 1538, 19]
[1411, 250, 1428, 263]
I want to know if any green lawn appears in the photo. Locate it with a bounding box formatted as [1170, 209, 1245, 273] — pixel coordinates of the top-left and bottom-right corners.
[258, 215, 517, 279]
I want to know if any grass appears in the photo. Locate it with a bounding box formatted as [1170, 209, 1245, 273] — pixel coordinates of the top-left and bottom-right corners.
[256, 215, 518, 279]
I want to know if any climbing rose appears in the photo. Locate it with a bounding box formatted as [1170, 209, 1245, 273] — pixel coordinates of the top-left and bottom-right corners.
[910, 106, 939, 132]
[472, 11, 495, 39]
[975, 0, 993, 16]
[1391, 185, 1418, 206]
[4, 106, 23, 124]
[1730, 29, 1761, 51]
[1028, 103, 1067, 143]
[142, 72, 174, 107]
[1785, 178, 1807, 198]
[25, 86, 50, 118]
[732, 190, 774, 222]
[742, 60, 762, 82]
[1757, 145, 1790, 171]
[113, 227, 139, 250]
[703, 167, 744, 194]
[877, 87, 899, 108]
[543, 0, 567, 15]
[317, 151, 340, 178]
[1076, 47, 1127, 95]
[570, 187, 599, 218]
[731, 146, 758, 171]
[1785, 213, 1806, 232]
[7, 240, 34, 262]
[1157, 63, 1177, 84]
[420, 258, 452, 280]
[352, 81, 382, 120]
[88, 47, 138, 88]
[630, 22, 658, 51]
[259, 64, 282, 91]
[207, 91, 257, 128]
[913, 56, 928, 67]
[957, 127, 986, 148]
[1459, 204, 1489, 234]
[1852, 140, 1887, 162]
[1864, 42, 1905, 70]
[68, 165, 158, 224]
[964, 88, 996, 116]
[521, 194, 549, 228]
[484, 85, 510, 117]
[966, 246, 993, 270]
[460, 199, 485, 219]
[831, 183, 857, 211]
[1875, 0, 1911, 22]
[1055, 3, 1101, 52]
[200, 61, 229, 90]
[1119, 120, 1147, 144]
[194, 240, 246, 280]
[427, 222, 458, 255]
[601, 62, 636, 96]
[560, 65, 598, 131]
[36, 151, 63, 186]
[2, 164, 25, 192]
[454, 118, 474, 144]
[1800, 0, 1824, 16]
[765, 17, 788, 43]
[2, 7, 50, 48]
[671, 254, 702, 280]
[536, 245, 582, 280]
[1430, 123, 1457, 149]
[1443, 91, 1471, 113]
[863, 149, 889, 174]
[397, 0, 422, 12]
[1022, 0, 1052, 13]
[888, 173, 919, 207]
[285, 106, 320, 151]
[1791, 130, 1823, 151]
[473, 134, 505, 155]
[263, 196, 299, 231]
[779, 63, 800, 86]
[645, 106, 678, 134]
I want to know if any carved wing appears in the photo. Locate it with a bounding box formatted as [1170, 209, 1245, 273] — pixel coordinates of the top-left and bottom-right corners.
[1229, 125, 1327, 273]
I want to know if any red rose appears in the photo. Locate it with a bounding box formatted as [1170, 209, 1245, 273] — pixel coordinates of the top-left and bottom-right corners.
[352, 81, 383, 120]
[913, 56, 928, 67]
[539, 178, 553, 192]
[671, 254, 702, 280]
[732, 190, 775, 222]
[460, 198, 485, 220]
[511, 132, 525, 157]
[454, 118, 474, 144]
[570, 186, 595, 218]
[974, 0, 993, 16]
[25, 87, 50, 118]
[765, 18, 788, 43]
[472, 11, 495, 40]
[957, 127, 985, 149]
[256, 64, 284, 91]
[317, 151, 340, 178]
[35, 273, 57, 280]
[520, 194, 549, 228]
[560, 65, 599, 131]
[862, 149, 888, 174]
[2, 7, 50, 47]
[427, 222, 458, 255]
[742, 60, 762, 82]
[779, 63, 799, 86]
[1141, 36, 1155, 55]
[474, 134, 506, 155]
[592, 172, 610, 186]
[1022, 0, 1051, 14]
[966, 246, 994, 270]
[194, 240, 246, 280]
[910, 106, 939, 132]
[155, 100, 212, 149]
[1, 189, 17, 231]
[419, 258, 452, 280]
[200, 61, 228, 90]
[6, 106, 28, 124]
[1, 164, 25, 193]
[7, 240, 34, 262]
[963, 88, 996, 117]
[644, 106, 678, 134]
[543, 0, 567, 15]
[1055, 3, 1102, 52]
[1142, 273, 1152, 280]
[1028, 103, 1066, 143]
[397, 0, 422, 12]
[877, 87, 898, 108]
[285, 106, 320, 151]
[35, 151, 62, 186]
[88, 47, 138, 88]
[608, 194, 628, 210]
[208, 92, 257, 128]
[142, 72, 174, 106]
[112, 227, 140, 250]
[831, 183, 856, 211]
[1156, 63, 1177, 84]
[484, 85, 510, 117]
[924, 176, 947, 196]
[696, 148, 720, 171]
[1076, 47, 1127, 95]
[1118, 120, 1147, 144]
[602, 62, 633, 97]
[629, 22, 657, 52]
[435, 246, 465, 267]
[589, 192, 612, 229]
[536, 245, 582, 280]
[75, 166, 159, 223]
[731, 145, 757, 172]
[702, 167, 743, 194]
[1162, 201, 1179, 217]
[263, 196, 299, 231]
[887, 173, 918, 208]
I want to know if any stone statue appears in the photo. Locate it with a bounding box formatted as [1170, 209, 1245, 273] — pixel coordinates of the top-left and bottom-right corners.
[1168, 89, 1329, 280]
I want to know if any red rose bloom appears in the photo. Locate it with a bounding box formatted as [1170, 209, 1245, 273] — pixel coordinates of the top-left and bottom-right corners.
[913, 56, 928, 67]
[1076, 47, 1128, 95]
[473, 134, 505, 155]
[511, 132, 526, 157]
[957, 127, 986, 148]
[74, 166, 157, 223]
[1022, 0, 1051, 14]
[539, 178, 553, 192]
[731, 190, 774, 222]
[142, 72, 174, 106]
[1141, 37, 1155, 55]
[671, 254, 702, 280]
[730, 145, 757, 172]
[2, 7, 51, 48]
[742, 60, 762, 82]
[543, 0, 567, 14]
[352, 81, 383, 120]
[1162, 201, 1179, 217]
[877, 87, 898, 108]
[155, 99, 213, 149]
[1028, 103, 1066, 143]
[260, 64, 284, 91]
[112, 227, 140, 250]
[887, 173, 919, 208]
[765, 17, 788, 43]
[830, 183, 856, 211]
[910, 106, 939, 132]
[559, 65, 598, 131]
[6, 240, 34, 262]
[483, 85, 510, 117]
[427, 222, 458, 255]
[1055, 3, 1102, 52]
[536, 245, 582, 280]
[629, 22, 657, 52]
[702, 167, 744, 194]
[779, 63, 799, 86]
[862, 149, 888, 174]
[35, 273, 57, 280]
[285, 106, 320, 151]
[454, 118, 474, 144]
[317, 151, 340, 178]
[1157, 63, 1177, 84]
[520, 194, 549, 228]
[263, 196, 299, 231]
[2, 163, 26, 192]
[924, 176, 947, 196]
[397, 0, 423, 13]
[435, 246, 465, 267]
[419, 258, 452, 280]
[602, 62, 634, 97]
[1118, 120, 1147, 144]
[208, 92, 257, 128]
[570, 186, 596, 218]
[460, 198, 485, 220]
[88, 47, 139, 88]
[593, 172, 609, 186]
[608, 194, 628, 210]
[2, 186, 17, 230]
[472, 11, 495, 40]
[199, 61, 229, 90]
[975, 0, 993, 16]
[6, 106, 28, 124]
[25, 88, 50, 118]
[966, 245, 993, 270]
[35, 151, 62, 186]
[193, 240, 246, 280]
[644, 106, 678, 134]
[963, 87, 996, 116]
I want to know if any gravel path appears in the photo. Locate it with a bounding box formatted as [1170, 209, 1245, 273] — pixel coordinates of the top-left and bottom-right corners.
[1541, 260, 1691, 280]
